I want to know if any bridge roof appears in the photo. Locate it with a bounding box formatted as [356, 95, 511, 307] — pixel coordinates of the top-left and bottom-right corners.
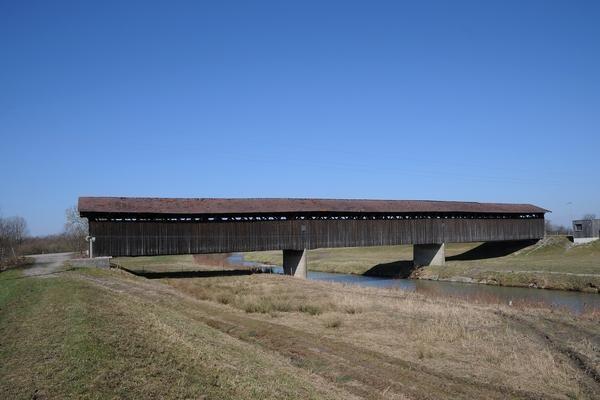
[78, 197, 548, 216]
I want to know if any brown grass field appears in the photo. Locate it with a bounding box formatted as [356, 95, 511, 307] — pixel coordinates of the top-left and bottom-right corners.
[1, 253, 599, 399]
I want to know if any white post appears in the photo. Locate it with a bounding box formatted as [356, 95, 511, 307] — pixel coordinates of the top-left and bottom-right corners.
[86, 236, 96, 258]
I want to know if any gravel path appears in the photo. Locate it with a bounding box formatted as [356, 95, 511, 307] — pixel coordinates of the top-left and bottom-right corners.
[23, 253, 74, 277]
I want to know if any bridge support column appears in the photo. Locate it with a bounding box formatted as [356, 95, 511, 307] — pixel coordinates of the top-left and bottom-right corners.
[413, 243, 445, 267]
[283, 249, 307, 278]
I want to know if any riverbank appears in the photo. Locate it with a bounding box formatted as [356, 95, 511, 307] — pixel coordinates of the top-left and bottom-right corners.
[243, 237, 600, 293]
[2, 256, 599, 399]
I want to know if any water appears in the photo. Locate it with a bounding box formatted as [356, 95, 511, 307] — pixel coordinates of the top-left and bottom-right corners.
[227, 254, 599, 314]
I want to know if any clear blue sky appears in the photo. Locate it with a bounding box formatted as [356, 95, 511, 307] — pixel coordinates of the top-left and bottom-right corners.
[1, 0, 599, 236]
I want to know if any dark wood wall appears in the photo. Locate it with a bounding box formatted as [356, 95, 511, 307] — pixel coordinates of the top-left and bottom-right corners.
[90, 217, 545, 257]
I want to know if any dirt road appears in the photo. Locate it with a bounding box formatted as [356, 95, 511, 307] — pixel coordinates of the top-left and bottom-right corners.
[23, 253, 73, 277]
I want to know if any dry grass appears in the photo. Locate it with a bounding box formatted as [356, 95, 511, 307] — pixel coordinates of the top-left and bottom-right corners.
[322, 314, 343, 328]
[168, 275, 328, 316]
[4, 256, 599, 399]
[164, 273, 599, 399]
[113, 254, 200, 272]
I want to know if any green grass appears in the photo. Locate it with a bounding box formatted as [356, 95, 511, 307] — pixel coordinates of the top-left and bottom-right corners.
[0, 269, 212, 398]
[419, 237, 600, 291]
[448, 236, 600, 274]
[0, 268, 346, 399]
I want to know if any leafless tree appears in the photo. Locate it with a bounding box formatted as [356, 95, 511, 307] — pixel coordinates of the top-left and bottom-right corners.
[0, 216, 6, 260]
[0, 215, 28, 260]
[545, 219, 570, 235]
[65, 206, 89, 255]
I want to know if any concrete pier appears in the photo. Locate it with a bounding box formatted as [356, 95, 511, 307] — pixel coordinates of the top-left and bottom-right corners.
[413, 243, 445, 267]
[283, 249, 307, 278]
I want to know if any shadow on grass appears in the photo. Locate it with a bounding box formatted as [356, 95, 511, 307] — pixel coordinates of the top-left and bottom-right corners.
[363, 260, 415, 278]
[118, 266, 269, 279]
[447, 240, 538, 261]
[363, 240, 539, 278]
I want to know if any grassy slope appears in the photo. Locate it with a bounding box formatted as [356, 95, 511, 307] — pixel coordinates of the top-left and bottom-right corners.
[420, 237, 600, 291]
[114, 254, 241, 274]
[244, 237, 600, 291]
[111, 254, 199, 272]
[163, 273, 600, 399]
[2, 261, 599, 399]
[0, 268, 348, 400]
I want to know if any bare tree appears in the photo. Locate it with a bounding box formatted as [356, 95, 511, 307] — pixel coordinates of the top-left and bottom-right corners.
[545, 219, 569, 235]
[8, 216, 27, 244]
[0, 215, 28, 259]
[0, 216, 6, 260]
[582, 213, 596, 220]
[65, 206, 89, 255]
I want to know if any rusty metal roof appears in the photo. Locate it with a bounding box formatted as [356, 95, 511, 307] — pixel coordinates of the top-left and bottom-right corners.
[78, 197, 549, 216]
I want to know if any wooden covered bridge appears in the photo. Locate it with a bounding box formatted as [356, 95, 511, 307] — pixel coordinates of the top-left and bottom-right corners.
[79, 197, 548, 277]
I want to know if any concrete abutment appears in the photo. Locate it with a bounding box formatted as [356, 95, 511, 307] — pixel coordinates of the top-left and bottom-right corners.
[413, 243, 445, 267]
[283, 249, 307, 278]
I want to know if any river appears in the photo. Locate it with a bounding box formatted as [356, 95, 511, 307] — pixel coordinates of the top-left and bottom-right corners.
[228, 254, 599, 314]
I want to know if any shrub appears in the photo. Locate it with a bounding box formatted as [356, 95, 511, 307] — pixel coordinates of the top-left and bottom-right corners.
[342, 305, 362, 314]
[324, 316, 342, 328]
[216, 293, 233, 305]
[299, 304, 322, 315]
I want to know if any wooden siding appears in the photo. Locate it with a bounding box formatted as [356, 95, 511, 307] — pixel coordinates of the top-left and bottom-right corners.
[90, 217, 545, 257]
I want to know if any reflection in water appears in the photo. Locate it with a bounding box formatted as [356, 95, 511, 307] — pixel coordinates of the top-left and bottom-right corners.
[227, 254, 599, 314]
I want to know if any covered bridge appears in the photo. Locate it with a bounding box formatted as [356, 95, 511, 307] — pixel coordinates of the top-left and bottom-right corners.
[79, 197, 548, 277]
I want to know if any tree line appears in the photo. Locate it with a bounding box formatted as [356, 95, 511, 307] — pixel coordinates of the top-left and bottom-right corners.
[0, 216, 27, 260]
[0, 206, 88, 268]
[544, 220, 571, 235]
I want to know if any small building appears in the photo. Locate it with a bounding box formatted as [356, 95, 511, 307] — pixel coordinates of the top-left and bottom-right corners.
[572, 219, 600, 244]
